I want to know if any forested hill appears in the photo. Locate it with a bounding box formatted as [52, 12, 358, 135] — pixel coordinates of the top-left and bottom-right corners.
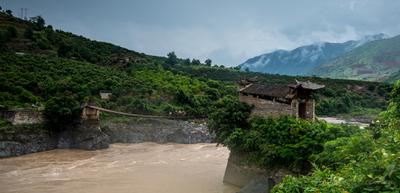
[312, 34, 400, 82]
[0, 11, 161, 67]
[0, 11, 392, 123]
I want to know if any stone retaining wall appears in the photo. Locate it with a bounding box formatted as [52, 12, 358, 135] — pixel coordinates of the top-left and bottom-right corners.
[1, 110, 44, 125]
[223, 152, 293, 192]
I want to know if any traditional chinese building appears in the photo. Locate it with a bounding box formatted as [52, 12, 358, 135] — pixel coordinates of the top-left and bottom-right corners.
[238, 79, 324, 120]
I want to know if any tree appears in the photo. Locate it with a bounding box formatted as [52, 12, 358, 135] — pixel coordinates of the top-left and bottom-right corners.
[47, 25, 53, 31]
[24, 27, 34, 40]
[183, 58, 191, 65]
[58, 42, 72, 57]
[45, 27, 58, 43]
[205, 59, 212, 66]
[30, 16, 45, 30]
[44, 93, 81, 129]
[5, 10, 12, 16]
[382, 80, 400, 129]
[191, 59, 201, 65]
[208, 96, 252, 143]
[166, 51, 177, 65]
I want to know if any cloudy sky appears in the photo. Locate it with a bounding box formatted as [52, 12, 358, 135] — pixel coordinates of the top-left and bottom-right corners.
[2, 0, 400, 66]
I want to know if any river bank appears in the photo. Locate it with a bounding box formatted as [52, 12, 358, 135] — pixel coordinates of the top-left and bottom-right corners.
[0, 117, 213, 158]
[318, 117, 370, 128]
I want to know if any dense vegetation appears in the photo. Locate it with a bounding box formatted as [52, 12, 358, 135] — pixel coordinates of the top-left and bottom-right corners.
[0, 11, 393, 128]
[173, 64, 391, 120]
[272, 80, 400, 192]
[0, 53, 235, 120]
[210, 81, 400, 192]
[209, 97, 361, 171]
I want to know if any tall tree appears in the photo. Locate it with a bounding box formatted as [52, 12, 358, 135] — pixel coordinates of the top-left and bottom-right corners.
[30, 16, 45, 30]
[166, 51, 178, 65]
[183, 58, 191, 65]
[191, 59, 201, 65]
[5, 10, 12, 16]
[205, 59, 212, 66]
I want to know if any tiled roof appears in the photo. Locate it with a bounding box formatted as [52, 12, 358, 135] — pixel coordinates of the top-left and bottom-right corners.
[289, 80, 325, 90]
[239, 80, 324, 98]
[240, 84, 290, 98]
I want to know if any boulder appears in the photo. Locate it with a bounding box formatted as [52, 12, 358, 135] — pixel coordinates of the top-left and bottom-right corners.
[238, 179, 275, 193]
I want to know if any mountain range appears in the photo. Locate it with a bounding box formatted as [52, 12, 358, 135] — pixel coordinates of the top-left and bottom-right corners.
[238, 33, 400, 82]
[312, 34, 400, 82]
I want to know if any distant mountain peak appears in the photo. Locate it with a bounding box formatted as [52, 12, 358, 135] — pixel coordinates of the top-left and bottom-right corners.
[311, 34, 400, 82]
[238, 33, 388, 76]
[355, 33, 389, 46]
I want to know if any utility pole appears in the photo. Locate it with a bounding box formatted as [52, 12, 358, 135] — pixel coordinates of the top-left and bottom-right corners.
[24, 8, 28, 20]
[19, 8, 28, 20]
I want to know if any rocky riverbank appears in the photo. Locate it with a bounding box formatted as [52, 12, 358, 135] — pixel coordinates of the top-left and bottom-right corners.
[224, 152, 293, 193]
[0, 117, 214, 158]
[0, 124, 57, 158]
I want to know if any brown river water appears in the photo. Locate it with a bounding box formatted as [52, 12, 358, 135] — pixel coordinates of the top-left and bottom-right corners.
[0, 143, 240, 193]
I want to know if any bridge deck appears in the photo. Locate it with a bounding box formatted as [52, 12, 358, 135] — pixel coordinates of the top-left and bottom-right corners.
[86, 106, 167, 118]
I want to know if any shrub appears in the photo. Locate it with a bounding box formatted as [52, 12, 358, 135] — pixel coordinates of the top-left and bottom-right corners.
[272, 168, 345, 193]
[44, 93, 81, 128]
[310, 132, 375, 170]
[208, 96, 252, 143]
[223, 116, 360, 170]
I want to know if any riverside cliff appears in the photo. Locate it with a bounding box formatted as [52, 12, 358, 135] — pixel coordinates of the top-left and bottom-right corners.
[0, 117, 213, 158]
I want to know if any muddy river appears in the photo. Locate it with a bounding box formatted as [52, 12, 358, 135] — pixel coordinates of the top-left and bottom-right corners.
[0, 143, 239, 193]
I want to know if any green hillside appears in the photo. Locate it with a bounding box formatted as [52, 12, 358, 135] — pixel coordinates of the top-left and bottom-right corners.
[0, 12, 392, 123]
[0, 12, 237, 122]
[311, 35, 400, 82]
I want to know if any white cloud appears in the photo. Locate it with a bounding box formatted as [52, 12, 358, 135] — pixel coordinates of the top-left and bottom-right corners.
[109, 22, 297, 66]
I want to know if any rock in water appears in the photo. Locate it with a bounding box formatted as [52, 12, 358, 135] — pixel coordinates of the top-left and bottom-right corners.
[238, 179, 275, 193]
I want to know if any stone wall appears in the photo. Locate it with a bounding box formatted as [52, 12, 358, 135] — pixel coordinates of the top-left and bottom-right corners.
[239, 95, 295, 118]
[1, 110, 45, 125]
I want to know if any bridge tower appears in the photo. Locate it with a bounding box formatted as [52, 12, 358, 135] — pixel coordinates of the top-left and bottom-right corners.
[82, 104, 100, 120]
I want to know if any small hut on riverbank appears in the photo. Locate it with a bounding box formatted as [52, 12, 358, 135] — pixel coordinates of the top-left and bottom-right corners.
[238, 79, 324, 121]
